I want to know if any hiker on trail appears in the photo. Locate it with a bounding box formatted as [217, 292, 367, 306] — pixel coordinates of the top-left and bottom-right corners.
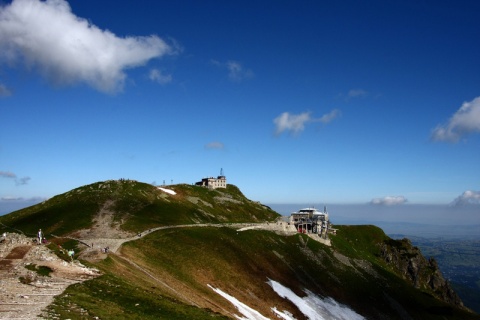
[68, 249, 74, 261]
[37, 229, 43, 244]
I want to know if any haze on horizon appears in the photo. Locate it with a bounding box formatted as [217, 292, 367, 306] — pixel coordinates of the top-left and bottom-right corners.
[0, 0, 479, 226]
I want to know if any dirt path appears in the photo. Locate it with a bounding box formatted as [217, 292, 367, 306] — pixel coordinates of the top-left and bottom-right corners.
[0, 222, 289, 319]
[77, 220, 299, 259]
[0, 233, 100, 319]
[0, 212, 319, 319]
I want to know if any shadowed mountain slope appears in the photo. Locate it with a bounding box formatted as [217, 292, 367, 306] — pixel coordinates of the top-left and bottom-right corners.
[0, 180, 478, 319]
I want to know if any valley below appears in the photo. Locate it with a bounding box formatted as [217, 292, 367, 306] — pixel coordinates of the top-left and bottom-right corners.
[390, 235, 480, 314]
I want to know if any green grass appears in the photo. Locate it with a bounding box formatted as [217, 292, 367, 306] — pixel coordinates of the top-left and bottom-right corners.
[116, 226, 479, 319]
[0, 180, 279, 237]
[330, 225, 388, 261]
[41, 225, 480, 319]
[46, 273, 229, 320]
[2, 180, 478, 319]
[24, 263, 53, 277]
[46, 239, 81, 262]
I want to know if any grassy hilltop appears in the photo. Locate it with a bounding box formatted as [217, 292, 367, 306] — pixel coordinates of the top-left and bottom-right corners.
[0, 180, 478, 319]
[0, 179, 279, 236]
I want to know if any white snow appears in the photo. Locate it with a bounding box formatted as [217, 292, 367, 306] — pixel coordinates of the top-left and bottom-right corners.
[158, 187, 176, 195]
[271, 307, 296, 320]
[209, 281, 363, 320]
[208, 284, 270, 320]
[267, 279, 365, 320]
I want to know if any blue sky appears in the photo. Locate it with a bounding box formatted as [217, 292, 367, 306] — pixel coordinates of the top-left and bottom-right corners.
[1, 0, 480, 220]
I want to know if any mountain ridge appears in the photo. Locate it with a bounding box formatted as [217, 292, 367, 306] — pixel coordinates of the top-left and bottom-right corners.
[0, 179, 478, 319]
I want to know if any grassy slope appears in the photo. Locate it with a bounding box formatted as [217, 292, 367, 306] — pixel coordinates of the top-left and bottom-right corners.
[0, 180, 279, 237]
[2, 180, 477, 319]
[47, 226, 480, 320]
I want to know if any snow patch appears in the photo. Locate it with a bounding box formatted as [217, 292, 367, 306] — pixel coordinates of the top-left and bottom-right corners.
[267, 279, 365, 320]
[208, 284, 270, 320]
[272, 307, 296, 320]
[158, 187, 176, 195]
[209, 280, 364, 320]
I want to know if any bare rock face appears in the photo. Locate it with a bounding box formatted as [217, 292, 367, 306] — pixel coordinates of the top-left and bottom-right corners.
[379, 238, 464, 308]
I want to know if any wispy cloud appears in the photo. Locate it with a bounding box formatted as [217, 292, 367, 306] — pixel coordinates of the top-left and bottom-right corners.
[318, 109, 341, 124]
[149, 68, 172, 85]
[451, 190, 480, 206]
[347, 89, 368, 98]
[0, 196, 46, 214]
[0, 0, 175, 93]
[431, 96, 480, 143]
[226, 61, 253, 81]
[0, 171, 30, 185]
[211, 59, 254, 82]
[15, 176, 31, 186]
[0, 196, 45, 202]
[337, 88, 370, 101]
[0, 171, 16, 179]
[273, 109, 340, 136]
[370, 196, 407, 206]
[1, 196, 23, 201]
[205, 141, 225, 150]
[0, 83, 12, 97]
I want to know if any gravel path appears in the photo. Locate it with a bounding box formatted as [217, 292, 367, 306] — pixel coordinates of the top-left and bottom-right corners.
[0, 212, 320, 319]
[0, 233, 100, 319]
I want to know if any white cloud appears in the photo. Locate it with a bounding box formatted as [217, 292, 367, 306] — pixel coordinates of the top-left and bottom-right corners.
[211, 59, 253, 82]
[347, 89, 368, 98]
[0, 0, 174, 93]
[0, 196, 46, 214]
[273, 109, 340, 135]
[451, 190, 480, 206]
[149, 68, 172, 85]
[370, 196, 407, 206]
[338, 88, 370, 101]
[1, 196, 22, 201]
[226, 60, 253, 81]
[431, 96, 480, 142]
[274, 112, 311, 135]
[205, 141, 224, 150]
[0, 83, 12, 97]
[1, 196, 44, 201]
[318, 109, 341, 124]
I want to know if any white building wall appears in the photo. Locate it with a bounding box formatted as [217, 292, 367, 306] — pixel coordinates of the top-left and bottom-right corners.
[196, 176, 227, 189]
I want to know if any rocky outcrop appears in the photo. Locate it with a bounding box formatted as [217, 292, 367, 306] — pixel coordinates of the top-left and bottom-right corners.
[379, 238, 464, 308]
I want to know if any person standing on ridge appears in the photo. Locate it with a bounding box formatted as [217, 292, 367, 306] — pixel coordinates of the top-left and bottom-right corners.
[37, 229, 43, 245]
